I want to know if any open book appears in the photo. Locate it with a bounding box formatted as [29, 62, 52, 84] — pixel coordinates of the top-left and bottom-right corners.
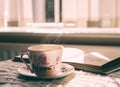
[12, 48, 120, 75]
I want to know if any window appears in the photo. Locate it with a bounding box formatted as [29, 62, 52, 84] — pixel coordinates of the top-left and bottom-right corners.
[0, 0, 119, 28]
[0, 0, 120, 45]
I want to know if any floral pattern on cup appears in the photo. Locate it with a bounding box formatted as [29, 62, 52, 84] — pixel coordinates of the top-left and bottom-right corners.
[32, 56, 61, 72]
[38, 54, 49, 66]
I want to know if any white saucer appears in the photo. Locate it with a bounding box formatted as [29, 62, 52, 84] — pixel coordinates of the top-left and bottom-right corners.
[18, 63, 74, 79]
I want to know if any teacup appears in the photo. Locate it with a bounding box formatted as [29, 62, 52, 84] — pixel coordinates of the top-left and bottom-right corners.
[21, 44, 63, 77]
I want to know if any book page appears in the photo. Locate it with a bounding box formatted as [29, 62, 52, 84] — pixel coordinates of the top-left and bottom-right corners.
[83, 52, 110, 66]
[62, 48, 110, 66]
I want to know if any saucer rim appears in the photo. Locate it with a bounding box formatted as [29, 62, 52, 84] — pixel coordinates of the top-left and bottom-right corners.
[17, 63, 74, 79]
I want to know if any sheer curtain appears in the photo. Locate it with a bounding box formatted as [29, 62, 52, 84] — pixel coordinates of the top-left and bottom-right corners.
[0, 0, 119, 28]
[62, 0, 119, 28]
[0, 0, 46, 27]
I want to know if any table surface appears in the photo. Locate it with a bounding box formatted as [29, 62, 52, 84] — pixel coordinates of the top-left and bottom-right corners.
[0, 60, 120, 87]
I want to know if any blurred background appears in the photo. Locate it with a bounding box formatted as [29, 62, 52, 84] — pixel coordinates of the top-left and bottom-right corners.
[0, 0, 119, 28]
[0, 0, 120, 61]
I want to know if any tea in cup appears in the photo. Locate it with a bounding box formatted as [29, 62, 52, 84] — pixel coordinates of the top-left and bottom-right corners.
[21, 44, 63, 77]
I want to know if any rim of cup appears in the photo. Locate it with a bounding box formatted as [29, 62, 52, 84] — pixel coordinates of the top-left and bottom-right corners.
[28, 44, 64, 52]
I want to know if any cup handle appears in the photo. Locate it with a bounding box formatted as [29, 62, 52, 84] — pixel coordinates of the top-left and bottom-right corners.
[21, 52, 34, 73]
